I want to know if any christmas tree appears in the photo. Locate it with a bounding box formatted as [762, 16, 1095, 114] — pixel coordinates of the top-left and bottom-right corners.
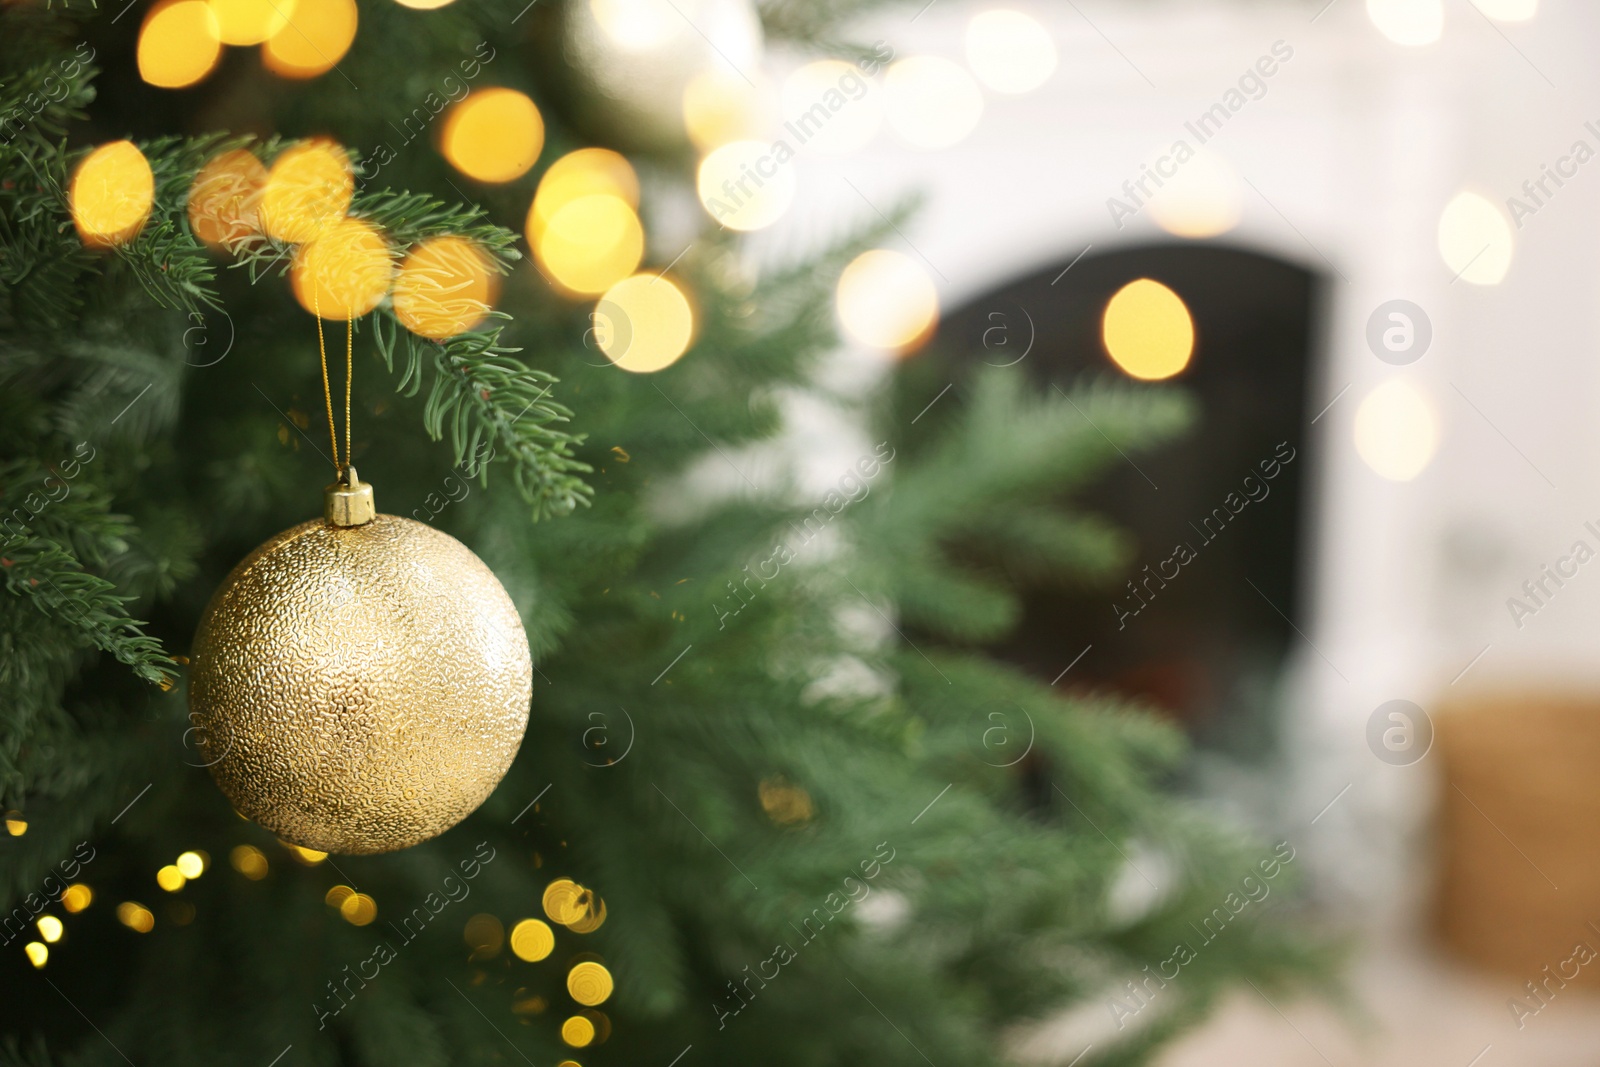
[0, 2, 1323, 1064]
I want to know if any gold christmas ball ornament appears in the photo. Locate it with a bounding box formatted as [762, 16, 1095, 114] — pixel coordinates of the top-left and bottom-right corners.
[189, 469, 532, 855]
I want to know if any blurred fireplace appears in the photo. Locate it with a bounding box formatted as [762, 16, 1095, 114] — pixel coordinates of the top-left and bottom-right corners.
[917, 243, 1322, 756]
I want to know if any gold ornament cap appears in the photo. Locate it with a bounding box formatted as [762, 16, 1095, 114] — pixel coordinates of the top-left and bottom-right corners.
[324, 466, 375, 527]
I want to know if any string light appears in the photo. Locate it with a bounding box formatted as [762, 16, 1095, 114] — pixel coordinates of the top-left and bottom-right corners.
[70, 141, 155, 249]
[684, 69, 772, 151]
[339, 893, 378, 925]
[176, 851, 209, 879]
[560, 1015, 595, 1048]
[835, 249, 939, 352]
[780, 61, 882, 154]
[156, 865, 187, 892]
[24, 942, 47, 968]
[285, 844, 329, 865]
[60, 885, 93, 912]
[325, 885, 355, 908]
[463, 913, 505, 959]
[1438, 191, 1512, 285]
[209, 0, 296, 44]
[1366, 0, 1443, 46]
[594, 272, 694, 373]
[1101, 278, 1194, 381]
[884, 56, 983, 149]
[36, 916, 63, 943]
[291, 217, 394, 319]
[696, 140, 795, 231]
[393, 236, 498, 339]
[189, 149, 267, 249]
[567, 961, 614, 1006]
[138, 0, 223, 88]
[964, 10, 1057, 94]
[262, 0, 358, 79]
[1146, 150, 1242, 239]
[394, 0, 456, 9]
[260, 139, 353, 244]
[543, 879, 585, 925]
[534, 195, 644, 297]
[510, 918, 555, 961]
[230, 844, 269, 879]
[1354, 380, 1438, 481]
[528, 149, 640, 242]
[3, 812, 24, 836]
[442, 89, 544, 183]
[116, 902, 156, 932]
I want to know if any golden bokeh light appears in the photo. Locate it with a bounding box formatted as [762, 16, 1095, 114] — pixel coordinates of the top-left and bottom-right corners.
[340, 892, 378, 925]
[441, 89, 544, 184]
[262, 0, 358, 79]
[230, 844, 269, 879]
[965, 10, 1057, 94]
[260, 139, 353, 244]
[189, 149, 267, 249]
[534, 195, 644, 297]
[463, 913, 505, 958]
[758, 777, 814, 825]
[1438, 190, 1512, 286]
[684, 68, 773, 151]
[884, 56, 983, 149]
[3, 813, 24, 836]
[24, 942, 47, 968]
[510, 918, 556, 961]
[286, 844, 329, 865]
[529, 149, 640, 241]
[561, 1015, 596, 1048]
[594, 272, 694, 373]
[568, 898, 607, 934]
[71, 141, 155, 249]
[1354, 379, 1438, 482]
[543, 879, 585, 925]
[138, 0, 222, 89]
[1366, 0, 1443, 46]
[156, 865, 187, 892]
[325, 884, 355, 908]
[394, 0, 456, 9]
[60, 884, 93, 913]
[1101, 278, 1195, 381]
[697, 139, 796, 231]
[530, 152, 638, 246]
[781, 61, 882, 154]
[36, 915, 63, 943]
[835, 249, 939, 352]
[1147, 150, 1243, 239]
[393, 236, 498, 339]
[209, 0, 295, 43]
[291, 217, 393, 319]
[176, 851, 209, 879]
[116, 902, 156, 932]
[567, 961, 614, 1006]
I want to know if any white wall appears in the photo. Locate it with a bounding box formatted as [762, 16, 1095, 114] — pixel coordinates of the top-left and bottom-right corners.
[769, 0, 1600, 926]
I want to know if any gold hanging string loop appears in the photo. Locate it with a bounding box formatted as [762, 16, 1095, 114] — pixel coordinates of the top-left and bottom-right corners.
[312, 290, 356, 479]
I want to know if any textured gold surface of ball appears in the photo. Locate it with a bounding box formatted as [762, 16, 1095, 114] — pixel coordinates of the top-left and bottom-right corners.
[190, 514, 532, 855]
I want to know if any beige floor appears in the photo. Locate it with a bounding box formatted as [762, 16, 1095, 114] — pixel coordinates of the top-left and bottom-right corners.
[1154, 942, 1600, 1067]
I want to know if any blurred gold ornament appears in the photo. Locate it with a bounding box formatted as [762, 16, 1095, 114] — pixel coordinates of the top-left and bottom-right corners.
[559, 0, 763, 149]
[190, 470, 532, 854]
